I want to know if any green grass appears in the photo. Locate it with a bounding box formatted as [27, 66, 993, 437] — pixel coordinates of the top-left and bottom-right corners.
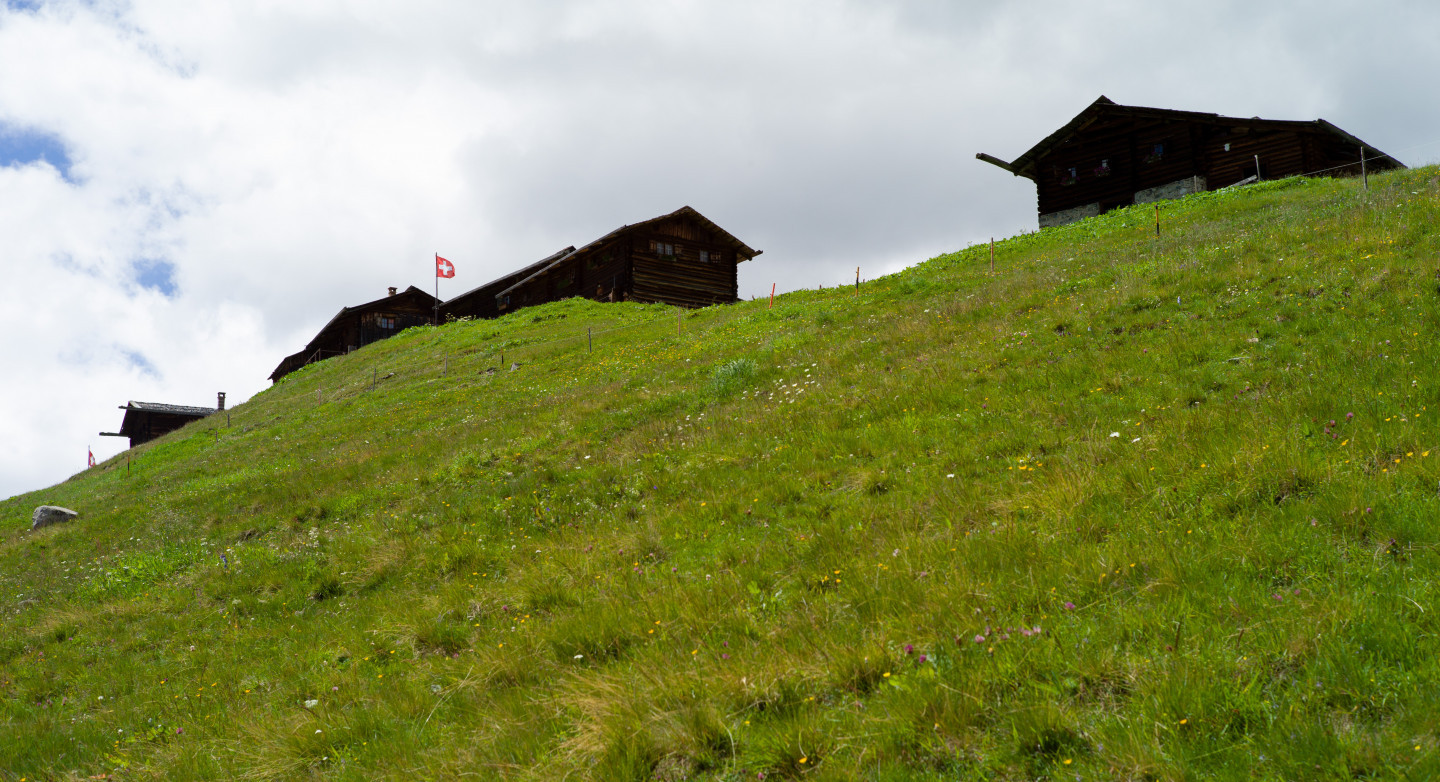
[6, 167, 1440, 780]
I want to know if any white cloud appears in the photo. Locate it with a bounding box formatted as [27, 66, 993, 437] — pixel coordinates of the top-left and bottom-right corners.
[3, 0, 1439, 499]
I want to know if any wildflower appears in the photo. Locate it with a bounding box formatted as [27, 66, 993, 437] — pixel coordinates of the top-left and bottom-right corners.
[1064, 602, 1075, 610]
[1346, 412, 1354, 419]
[974, 634, 985, 643]
[904, 644, 914, 654]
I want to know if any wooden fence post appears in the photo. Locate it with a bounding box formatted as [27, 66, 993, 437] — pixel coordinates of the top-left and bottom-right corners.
[855, 267, 860, 294]
[1155, 204, 1160, 237]
[588, 326, 592, 353]
[990, 238, 995, 273]
[1361, 146, 1368, 191]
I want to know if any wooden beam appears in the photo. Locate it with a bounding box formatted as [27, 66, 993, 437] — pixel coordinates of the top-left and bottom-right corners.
[975, 153, 1018, 175]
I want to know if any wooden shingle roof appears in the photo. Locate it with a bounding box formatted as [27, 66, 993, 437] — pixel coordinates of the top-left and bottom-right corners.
[982, 95, 1404, 181]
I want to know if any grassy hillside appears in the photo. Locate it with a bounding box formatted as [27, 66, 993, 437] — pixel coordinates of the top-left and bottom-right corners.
[5, 167, 1440, 780]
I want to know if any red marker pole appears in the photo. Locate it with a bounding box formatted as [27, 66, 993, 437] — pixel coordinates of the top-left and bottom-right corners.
[769, 283, 776, 309]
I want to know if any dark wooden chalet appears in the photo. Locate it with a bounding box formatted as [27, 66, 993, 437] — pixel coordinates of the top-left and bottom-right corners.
[269, 285, 439, 382]
[100, 394, 223, 448]
[977, 96, 1405, 228]
[438, 206, 762, 321]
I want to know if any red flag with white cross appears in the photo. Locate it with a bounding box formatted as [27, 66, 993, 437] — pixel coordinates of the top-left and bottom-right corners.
[435, 254, 455, 278]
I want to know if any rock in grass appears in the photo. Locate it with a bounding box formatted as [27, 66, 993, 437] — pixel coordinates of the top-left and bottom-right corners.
[32, 506, 79, 530]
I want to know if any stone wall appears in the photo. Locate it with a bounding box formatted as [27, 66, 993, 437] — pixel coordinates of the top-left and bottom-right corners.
[1038, 202, 1101, 228]
[1133, 176, 1207, 205]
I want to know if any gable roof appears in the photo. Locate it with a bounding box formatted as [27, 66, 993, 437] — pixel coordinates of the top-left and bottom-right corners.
[984, 95, 1402, 180]
[121, 401, 216, 417]
[269, 284, 440, 382]
[442, 246, 576, 307]
[300, 285, 438, 351]
[492, 205, 763, 301]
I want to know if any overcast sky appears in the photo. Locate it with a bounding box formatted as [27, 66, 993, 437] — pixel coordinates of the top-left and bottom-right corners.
[4, 0, 1439, 500]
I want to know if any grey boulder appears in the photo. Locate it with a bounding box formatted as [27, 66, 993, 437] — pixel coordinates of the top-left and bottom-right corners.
[32, 506, 79, 530]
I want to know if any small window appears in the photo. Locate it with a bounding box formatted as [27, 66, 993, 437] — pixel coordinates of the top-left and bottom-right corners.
[699, 250, 709, 263]
[653, 241, 674, 257]
[378, 315, 397, 331]
[1061, 167, 1078, 186]
[1093, 159, 1111, 177]
[1144, 143, 1165, 164]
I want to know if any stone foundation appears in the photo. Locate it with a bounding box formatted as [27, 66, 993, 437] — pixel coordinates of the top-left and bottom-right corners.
[1038, 202, 1101, 228]
[1133, 176, 1207, 204]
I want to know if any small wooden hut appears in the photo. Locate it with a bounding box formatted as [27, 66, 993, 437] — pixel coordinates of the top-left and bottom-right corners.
[439, 206, 762, 321]
[100, 394, 222, 448]
[269, 285, 438, 382]
[977, 96, 1405, 227]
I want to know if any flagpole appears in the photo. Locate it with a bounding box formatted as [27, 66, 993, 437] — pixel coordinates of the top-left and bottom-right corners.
[434, 252, 439, 325]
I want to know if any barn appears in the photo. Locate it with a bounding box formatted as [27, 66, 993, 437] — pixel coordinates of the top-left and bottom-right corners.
[439, 206, 762, 321]
[100, 394, 224, 448]
[977, 96, 1405, 228]
[269, 285, 439, 382]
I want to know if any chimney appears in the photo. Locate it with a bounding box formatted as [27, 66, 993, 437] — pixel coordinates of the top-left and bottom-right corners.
[217, 392, 226, 411]
[387, 286, 397, 297]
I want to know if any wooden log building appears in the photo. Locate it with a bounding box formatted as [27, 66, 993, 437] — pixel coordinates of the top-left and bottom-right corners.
[978, 96, 1405, 228]
[439, 206, 762, 321]
[266, 207, 758, 384]
[100, 394, 224, 448]
[269, 285, 438, 382]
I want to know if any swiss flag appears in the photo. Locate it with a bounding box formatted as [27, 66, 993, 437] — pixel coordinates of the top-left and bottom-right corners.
[88, 447, 96, 468]
[436, 254, 455, 278]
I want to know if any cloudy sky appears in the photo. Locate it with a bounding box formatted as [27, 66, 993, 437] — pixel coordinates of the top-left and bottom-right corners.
[3, 0, 1439, 500]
